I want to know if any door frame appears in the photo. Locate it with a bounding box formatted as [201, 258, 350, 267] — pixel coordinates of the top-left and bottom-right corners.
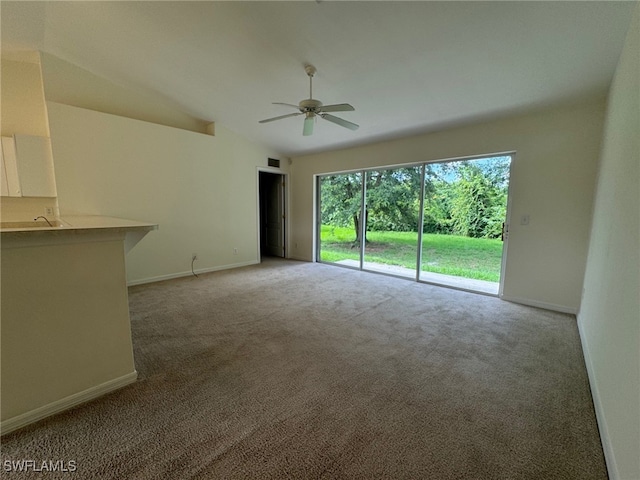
[497, 153, 516, 298]
[257, 167, 289, 260]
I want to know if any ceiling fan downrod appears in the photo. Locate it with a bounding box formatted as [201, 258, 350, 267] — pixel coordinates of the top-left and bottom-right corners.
[305, 64, 316, 99]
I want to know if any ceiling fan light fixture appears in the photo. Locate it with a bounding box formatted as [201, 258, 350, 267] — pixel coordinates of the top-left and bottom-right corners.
[303, 113, 315, 136]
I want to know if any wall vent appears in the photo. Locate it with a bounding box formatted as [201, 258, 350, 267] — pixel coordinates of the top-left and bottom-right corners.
[268, 158, 280, 168]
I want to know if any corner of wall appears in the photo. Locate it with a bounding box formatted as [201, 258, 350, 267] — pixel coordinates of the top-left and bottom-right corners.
[577, 3, 640, 478]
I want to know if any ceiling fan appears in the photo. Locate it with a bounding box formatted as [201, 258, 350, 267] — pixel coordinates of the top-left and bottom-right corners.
[259, 64, 359, 136]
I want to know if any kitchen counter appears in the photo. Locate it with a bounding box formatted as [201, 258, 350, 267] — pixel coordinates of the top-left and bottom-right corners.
[1, 215, 158, 252]
[0, 214, 157, 234]
[1, 214, 157, 434]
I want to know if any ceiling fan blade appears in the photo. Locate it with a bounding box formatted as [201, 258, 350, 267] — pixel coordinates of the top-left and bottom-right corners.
[259, 112, 303, 124]
[273, 102, 300, 110]
[320, 113, 359, 131]
[303, 115, 315, 136]
[320, 103, 355, 113]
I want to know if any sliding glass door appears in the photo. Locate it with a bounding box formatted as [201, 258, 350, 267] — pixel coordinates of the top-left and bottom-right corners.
[317, 155, 512, 295]
[317, 172, 363, 267]
[420, 158, 511, 294]
[362, 167, 422, 279]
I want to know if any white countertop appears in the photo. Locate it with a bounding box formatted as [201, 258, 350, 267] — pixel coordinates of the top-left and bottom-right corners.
[1, 215, 157, 233]
[1, 215, 158, 251]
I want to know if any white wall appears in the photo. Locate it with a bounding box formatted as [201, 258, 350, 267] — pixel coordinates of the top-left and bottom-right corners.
[578, 4, 640, 479]
[290, 99, 606, 313]
[36, 52, 287, 284]
[47, 101, 286, 284]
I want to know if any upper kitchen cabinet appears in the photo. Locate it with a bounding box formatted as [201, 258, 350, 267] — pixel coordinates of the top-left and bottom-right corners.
[1, 135, 57, 197]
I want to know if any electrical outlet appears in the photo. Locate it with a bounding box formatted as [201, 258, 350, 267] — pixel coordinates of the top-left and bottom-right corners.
[45, 207, 54, 216]
[192, 253, 198, 261]
[233, 248, 238, 255]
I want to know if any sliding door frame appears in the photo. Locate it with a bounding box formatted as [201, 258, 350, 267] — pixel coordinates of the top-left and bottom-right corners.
[415, 164, 427, 282]
[497, 153, 516, 297]
[359, 172, 367, 270]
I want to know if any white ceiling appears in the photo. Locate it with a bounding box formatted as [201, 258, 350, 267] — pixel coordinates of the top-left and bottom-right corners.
[1, 1, 636, 157]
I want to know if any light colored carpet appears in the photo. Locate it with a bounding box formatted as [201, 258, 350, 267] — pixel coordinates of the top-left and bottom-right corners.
[1, 259, 606, 479]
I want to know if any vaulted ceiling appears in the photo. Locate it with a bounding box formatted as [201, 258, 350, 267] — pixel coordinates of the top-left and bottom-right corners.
[1, 1, 635, 157]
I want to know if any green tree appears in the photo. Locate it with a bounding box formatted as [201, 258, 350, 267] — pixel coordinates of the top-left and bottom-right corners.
[447, 158, 509, 239]
[320, 167, 423, 243]
[423, 164, 453, 234]
[320, 157, 510, 242]
[319, 172, 363, 241]
[449, 164, 489, 236]
[365, 167, 422, 232]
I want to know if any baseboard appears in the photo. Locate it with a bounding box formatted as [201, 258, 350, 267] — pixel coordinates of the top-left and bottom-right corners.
[1, 371, 138, 436]
[576, 317, 618, 480]
[500, 295, 578, 314]
[127, 260, 260, 286]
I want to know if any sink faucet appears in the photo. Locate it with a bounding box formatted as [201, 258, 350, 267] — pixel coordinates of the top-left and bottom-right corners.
[34, 216, 53, 227]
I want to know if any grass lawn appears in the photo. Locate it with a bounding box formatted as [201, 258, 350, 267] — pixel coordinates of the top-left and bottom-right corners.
[319, 225, 503, 282]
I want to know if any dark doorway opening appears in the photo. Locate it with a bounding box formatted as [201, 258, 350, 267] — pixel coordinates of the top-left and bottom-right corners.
[259, 171, 286, 259]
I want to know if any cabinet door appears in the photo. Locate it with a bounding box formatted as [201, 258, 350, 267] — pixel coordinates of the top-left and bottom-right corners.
[1, 136, 22, 197]
[14, 135, 57, 197]
[0, 140, 9, 196]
